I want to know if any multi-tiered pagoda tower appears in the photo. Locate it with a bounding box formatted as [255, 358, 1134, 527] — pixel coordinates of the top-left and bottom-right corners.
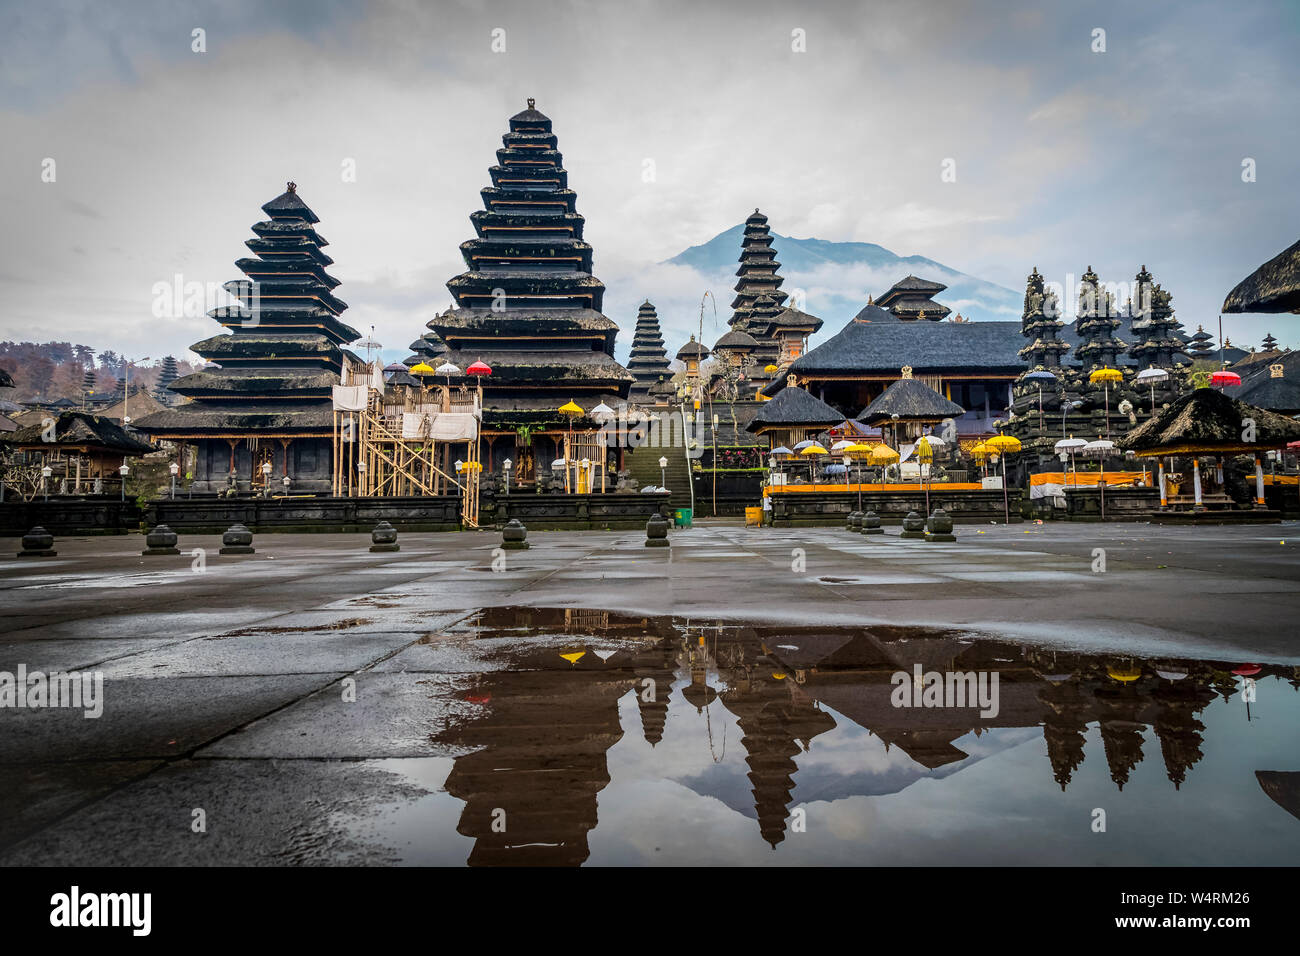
[423, 99, 633, 476]
[1187, 325, 1215, 359]
[626, 300, 671, 402]
[877, 275, 952, 322]
[136, 183, 358, 493]
[729, 211, 789, 372]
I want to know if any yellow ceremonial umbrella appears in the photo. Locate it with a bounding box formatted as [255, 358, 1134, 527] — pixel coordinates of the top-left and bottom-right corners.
[971, 441, 992, 480]
[799, 443, 827, 483]
[985, 435, 1022, 525]
[410, 362, 437, 376]
[1107, 665, 1142, 684]
[764, 364, 779, 374]
[1089, 366, 1123, 439]
[868, 443, 899, 494]
[986, 435, 1022, 453]
[558, 399, 585, 484]
[845, 443, 872, 506]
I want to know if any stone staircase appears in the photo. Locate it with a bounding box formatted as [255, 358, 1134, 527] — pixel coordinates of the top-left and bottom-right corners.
[626, 445, 693, 511]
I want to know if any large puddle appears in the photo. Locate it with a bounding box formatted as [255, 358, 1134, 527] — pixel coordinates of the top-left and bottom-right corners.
[361, 608, 1300, 865]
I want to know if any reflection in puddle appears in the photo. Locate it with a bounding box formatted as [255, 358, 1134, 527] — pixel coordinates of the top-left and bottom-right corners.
[376, 607, 1300, 866]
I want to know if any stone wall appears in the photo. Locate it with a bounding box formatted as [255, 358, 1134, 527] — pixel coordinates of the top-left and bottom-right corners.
[0, 497, 143, 536]
[768, 489, 1021, 526]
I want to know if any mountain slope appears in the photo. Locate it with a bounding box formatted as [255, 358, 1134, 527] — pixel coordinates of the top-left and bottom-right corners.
[663, 224, 1022, 326]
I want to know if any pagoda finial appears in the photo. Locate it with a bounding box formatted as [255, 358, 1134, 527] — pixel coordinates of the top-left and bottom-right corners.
[527, 97, 535, 109]
[286, 181, 297, 193]
[867, 294, 874, 305]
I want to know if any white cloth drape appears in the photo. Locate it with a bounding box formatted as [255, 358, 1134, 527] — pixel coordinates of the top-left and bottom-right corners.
[331, 385, 368, 411]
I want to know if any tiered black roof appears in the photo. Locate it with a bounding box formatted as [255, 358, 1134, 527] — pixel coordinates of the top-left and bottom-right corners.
[402, 331, 446, 369]
[1017, 267, 1070, 368]
[1187, 325, 1214, 357]
[425, 100, 633, 424]
[136, 183, 358, 438]
[1073, 266, 1126, 370]
[1127, 266, 1185, 369]
[877, 275, 951, 321]
[729, 211, 789, 367]
[627, 300, 671, 400]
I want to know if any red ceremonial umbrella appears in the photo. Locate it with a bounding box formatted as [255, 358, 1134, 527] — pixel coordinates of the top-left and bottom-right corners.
[1231, 664, 1262, 677]
[1210, 370, 1241, 389]
[467, 359, 492, 376]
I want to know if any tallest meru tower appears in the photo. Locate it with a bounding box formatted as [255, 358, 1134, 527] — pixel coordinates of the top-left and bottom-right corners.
[424, 99, 634, 463]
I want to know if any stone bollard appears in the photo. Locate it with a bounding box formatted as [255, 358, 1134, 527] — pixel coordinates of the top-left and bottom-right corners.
[142, 524, 180, 556]
[645, 510, 670, 548]
[845, 510, 861, 531]
[219, 523, 255, 555]
[849, 511, 864, 533]
[17, 526, 56, 558]
[925, 507, 956, 542]
[861, 510, 884, 535]
[899, 510, 927, 539]
[501, 518, 529, 551]
[369, 520, 400, 553]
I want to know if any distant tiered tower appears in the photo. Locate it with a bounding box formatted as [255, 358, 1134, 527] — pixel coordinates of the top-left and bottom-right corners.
[626, 300, 671, 402]
[135, 183, 358, 493]
[153, 355, 179, 406]
[1187, 325, 1215, 359]
[423, 99, 633, 464]
[1073, 266, 1126, 370]
[1127, 266, 1185, 369]
[877, 275, 952, 322]
[729, 211, 788, 366]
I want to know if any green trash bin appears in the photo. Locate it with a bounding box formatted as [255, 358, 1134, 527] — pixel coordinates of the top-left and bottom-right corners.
[674, 508, 693, 528]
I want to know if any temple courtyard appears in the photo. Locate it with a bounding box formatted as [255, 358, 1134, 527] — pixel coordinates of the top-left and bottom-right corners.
[2, 521, 1298, 865]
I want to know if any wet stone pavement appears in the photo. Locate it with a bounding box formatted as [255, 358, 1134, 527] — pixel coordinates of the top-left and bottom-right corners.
[1, 522, 1298, 865]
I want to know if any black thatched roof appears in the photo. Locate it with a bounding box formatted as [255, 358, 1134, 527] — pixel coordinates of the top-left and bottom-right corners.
[676, 338, 710, 360]
[1116, 387, 1300, 456]
[131, 402, 335, 435]
[714, 328, 759, 351]
[1223, 238, 1300, 314]
[858, 377, 966, 424]
[0, 366, 13, 389]
[4, 411, 154, 454]
[788, 307, 1024, 375]
[746, 386, 843, 432]
[1225, 350, 1300, 413]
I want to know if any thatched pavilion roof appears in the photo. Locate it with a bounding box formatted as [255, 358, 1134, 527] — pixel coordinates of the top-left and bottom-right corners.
[858, 376, 965, 425]
[746, 386, 843, 434]
[1116, 387, 1300, 456]
[3, 411, 155, 455]
[1222, 237, 1300, 314]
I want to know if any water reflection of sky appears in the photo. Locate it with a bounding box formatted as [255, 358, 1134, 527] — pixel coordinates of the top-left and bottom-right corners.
[352, 613, 1300, 866]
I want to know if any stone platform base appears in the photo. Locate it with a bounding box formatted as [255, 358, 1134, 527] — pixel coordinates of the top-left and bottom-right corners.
[1149, 508, 1283, 525]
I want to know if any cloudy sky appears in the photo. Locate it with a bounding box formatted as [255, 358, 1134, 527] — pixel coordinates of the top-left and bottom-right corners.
[2, 0, 1298, 369]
